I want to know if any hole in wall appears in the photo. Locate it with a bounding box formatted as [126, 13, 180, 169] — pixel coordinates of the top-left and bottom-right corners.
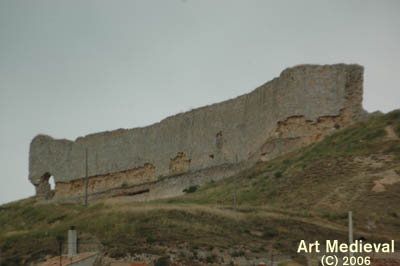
[128, 189, 150, 196]
[114, 189, 150, 197]
[36, 172, 55, 200]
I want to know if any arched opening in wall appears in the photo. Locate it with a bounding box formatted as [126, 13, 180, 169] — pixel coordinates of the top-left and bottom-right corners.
[36, 172, 55, 200]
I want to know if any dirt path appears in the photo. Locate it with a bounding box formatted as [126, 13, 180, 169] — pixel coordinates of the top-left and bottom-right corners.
[104, 202, 389, 239]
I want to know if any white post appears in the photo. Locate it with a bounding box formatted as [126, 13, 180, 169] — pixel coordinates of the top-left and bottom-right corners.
[68, 226, 77, 258]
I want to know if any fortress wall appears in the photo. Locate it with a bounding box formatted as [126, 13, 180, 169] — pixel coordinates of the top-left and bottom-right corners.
[29, 64, 365, 200]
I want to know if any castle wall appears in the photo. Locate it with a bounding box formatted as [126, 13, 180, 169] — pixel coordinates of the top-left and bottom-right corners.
[28, 64, 365, 201]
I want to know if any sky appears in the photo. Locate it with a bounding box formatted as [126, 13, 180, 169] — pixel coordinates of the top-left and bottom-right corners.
[0, 0, 399, 205]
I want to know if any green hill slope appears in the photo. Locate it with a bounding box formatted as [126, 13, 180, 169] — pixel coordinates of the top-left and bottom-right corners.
[1, 110, 399, 265]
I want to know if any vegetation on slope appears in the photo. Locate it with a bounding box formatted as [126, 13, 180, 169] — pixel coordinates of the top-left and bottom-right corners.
[0, 110, 399, 265]
[173, 111, 400, 202]
[170, 110, 400, 234]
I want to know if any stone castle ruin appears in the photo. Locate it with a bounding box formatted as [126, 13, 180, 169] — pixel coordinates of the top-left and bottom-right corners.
[29, 64, 366, 202]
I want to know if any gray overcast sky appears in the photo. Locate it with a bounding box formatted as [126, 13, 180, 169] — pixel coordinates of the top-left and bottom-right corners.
[0, 0, 399, 204]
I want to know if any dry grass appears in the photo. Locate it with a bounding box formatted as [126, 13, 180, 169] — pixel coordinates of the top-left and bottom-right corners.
[1, 110, 399, 265]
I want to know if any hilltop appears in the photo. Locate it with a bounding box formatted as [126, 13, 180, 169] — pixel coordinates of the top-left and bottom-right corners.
[29, 64, 365, 204]
[1, 110, 399, 265]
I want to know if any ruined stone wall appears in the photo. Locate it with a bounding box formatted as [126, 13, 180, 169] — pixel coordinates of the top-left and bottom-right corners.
[29, 64, 365, 201]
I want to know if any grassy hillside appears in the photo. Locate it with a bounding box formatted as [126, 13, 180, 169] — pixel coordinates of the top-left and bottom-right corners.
[172, 110, 400, 214]
[0, 110, 399, 265]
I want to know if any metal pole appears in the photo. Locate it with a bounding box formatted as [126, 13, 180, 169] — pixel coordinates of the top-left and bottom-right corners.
[349, 211, 353, 258]
[59, 240, 62, 266]
[234, 155, 238, 210]
[85, 148, 88, 207]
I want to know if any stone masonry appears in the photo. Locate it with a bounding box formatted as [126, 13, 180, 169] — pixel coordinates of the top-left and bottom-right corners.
[29, 64, 366, 202]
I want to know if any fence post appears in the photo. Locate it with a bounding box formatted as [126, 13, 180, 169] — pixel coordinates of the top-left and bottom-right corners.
[349, 211, 353, 259]
[234, 155, 238, 210]
[59, 240, 62, 266]
[85, 148, 89, 207]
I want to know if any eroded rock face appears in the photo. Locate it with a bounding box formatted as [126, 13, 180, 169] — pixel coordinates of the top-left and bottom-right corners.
[29, 64, 366, 202]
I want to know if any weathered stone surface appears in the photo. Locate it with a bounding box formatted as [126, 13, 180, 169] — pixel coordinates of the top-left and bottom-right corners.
[29, 64, 366, 201]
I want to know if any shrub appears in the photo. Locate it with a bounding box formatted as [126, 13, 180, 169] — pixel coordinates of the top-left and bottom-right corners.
[206, 254, 217, 263]
[155, 256, 169, 266]
[263, 229, 278, 238]
[231, 250, 245, 257]
[146, 236, 156, 243]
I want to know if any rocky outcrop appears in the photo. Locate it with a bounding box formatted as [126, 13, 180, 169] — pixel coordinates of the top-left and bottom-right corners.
[29, 64, 366, 202]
